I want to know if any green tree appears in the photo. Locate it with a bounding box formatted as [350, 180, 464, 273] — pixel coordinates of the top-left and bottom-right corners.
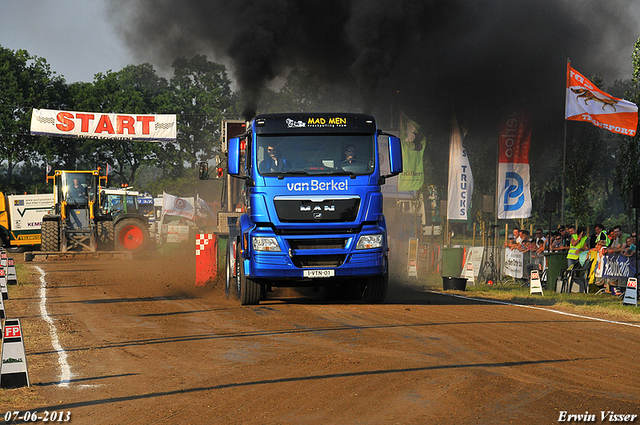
[67, 64, 170, 185]
[0, 46, 67, 188]
[614, 37, 640, 221]
[168, 55, 237, 170]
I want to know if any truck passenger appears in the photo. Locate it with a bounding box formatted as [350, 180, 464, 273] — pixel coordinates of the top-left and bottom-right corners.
[259, 144, 291, 173]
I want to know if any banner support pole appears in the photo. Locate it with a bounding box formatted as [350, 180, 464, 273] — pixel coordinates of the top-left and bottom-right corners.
[561, 58, 570, 226]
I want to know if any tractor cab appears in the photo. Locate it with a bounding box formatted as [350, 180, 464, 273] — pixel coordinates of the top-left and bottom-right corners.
[100, 188, 140, 216]
[42, 170, 107, 252]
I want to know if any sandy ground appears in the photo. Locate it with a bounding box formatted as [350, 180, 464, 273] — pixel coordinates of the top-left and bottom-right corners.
[1, 248, 639, 424]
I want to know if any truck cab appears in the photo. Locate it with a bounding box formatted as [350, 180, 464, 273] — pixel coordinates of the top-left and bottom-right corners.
[225, 113, 402, 304]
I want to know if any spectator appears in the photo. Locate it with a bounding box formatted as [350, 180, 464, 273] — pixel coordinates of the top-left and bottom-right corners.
[555, 225, 573, 252]
[524, 238, 545, 283]
[517, 230, 531, 252]
[505, 227, 521, 249]
[606, 225, 628, 254]
[623, 236, 636, 257]
[534, 228, 546, 245]
[549, 231, 563, 252]
[567, 226, 588, 268]
[589, 223, 607, 249]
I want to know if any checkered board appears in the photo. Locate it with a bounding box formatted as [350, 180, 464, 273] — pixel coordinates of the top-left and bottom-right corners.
[196, 234, 215, 256]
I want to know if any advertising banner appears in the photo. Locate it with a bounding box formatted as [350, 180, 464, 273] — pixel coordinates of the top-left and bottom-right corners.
[497, 111, 532, 219]
[447, 115, 473, 220]
[31, 108, 176, 141]
[398, 112, 426, 192]
[601, 254, 636, 279]
[162, 192, 195, 220]
[503, 247, 524, 278]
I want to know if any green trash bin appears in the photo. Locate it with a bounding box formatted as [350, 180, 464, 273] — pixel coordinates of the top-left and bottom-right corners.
[442, 247, 464, 277]
[543, 252, 567, 292]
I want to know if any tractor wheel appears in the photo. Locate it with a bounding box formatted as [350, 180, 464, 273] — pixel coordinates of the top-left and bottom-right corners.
[41, 220, 60, 252]
[114, 218, 149, 251]
[97, 221, 115, 251]
[236, 242, 261, 305]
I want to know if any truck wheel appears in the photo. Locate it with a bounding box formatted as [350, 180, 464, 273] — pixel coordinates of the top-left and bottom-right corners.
[97, 221, 115, 251]
[363, 269, 389, 304]
[225, 238, 236, 299]
[114, 218, 149, 251]
[236, 242, 261, 305]
[41, 220, 60, 252]
[6, 246, 26, 253]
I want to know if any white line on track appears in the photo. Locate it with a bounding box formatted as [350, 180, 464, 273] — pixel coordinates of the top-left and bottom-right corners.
[428, 290, 640, 328]
[36, 266, 71, 387]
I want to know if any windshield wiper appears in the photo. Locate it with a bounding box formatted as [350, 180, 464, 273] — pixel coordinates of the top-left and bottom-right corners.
[330, 170, 359, 178]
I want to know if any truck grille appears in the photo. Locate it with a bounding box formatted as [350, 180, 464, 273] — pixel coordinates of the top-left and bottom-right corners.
[292, 254, 346, 268]
[274, 197, 360, 222]
[288, 238, 347, 250]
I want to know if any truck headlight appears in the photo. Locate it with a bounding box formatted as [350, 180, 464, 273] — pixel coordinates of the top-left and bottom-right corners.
[356, 234, 383, 250]
[252, 236, 281, 252]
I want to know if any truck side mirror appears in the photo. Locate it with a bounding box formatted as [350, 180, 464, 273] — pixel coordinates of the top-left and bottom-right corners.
[387, 136, 403, 176]
[198, 162, 208, 180]
[228, 137, 241, 176]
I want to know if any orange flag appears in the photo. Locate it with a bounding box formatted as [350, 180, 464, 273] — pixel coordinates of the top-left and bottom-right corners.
[565, 63, 638, 136]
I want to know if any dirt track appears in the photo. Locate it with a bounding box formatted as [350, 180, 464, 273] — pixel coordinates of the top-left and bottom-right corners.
[2, 249, 640, 424]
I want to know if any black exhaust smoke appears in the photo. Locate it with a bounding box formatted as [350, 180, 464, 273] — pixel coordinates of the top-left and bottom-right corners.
[109, 0, 638, 135]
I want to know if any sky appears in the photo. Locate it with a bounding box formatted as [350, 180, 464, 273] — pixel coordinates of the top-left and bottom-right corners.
[0, 0, 136, 83]
[2, 0, 640, 136]
[1, 1, 638, 87]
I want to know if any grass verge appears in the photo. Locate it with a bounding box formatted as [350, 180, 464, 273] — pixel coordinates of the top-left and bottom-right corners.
[420, 272, 640, 322]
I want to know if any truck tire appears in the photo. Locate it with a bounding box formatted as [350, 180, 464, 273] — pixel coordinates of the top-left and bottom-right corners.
[41, 220, 60, 252]
[6, 246, 26, 254]
[97, 221, 115, 251]
[114, 218, 149, 251]
[236, 242, 261, 305]
[363, 261, 389, 303]
[225, 238, 236, 299]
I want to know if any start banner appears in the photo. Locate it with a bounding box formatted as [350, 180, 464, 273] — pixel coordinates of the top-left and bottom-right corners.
[31, 108, 176, 141]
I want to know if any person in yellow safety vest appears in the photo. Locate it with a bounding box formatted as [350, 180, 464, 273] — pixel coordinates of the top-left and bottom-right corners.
[567, 226, 588, 268]
[588, 223, 609, 249]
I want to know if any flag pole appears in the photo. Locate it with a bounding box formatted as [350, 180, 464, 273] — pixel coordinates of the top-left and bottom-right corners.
[561, 58, 570, 226]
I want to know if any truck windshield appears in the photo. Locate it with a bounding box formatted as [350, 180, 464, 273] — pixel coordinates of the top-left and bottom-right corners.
[256, 134, 375, 176]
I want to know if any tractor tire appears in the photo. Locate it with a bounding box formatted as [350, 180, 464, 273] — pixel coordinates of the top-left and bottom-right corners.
[97, 221, 115, 251]
[41, 220, 60, 252]
[236, 242, 261, 305]
[114, 218, 149, 252]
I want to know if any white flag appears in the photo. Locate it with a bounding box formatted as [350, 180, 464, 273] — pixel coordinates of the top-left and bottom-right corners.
[162, 192, 195, 220]
[447, 115, 473, 220]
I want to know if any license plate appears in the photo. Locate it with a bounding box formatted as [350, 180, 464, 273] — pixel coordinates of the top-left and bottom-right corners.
[303, 269, 334, 278]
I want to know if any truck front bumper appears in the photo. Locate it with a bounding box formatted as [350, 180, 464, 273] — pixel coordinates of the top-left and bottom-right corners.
[247, 249, 387, 280]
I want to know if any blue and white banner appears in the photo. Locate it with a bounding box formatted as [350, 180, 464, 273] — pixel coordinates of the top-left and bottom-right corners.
[447, 115, 473, 220]
[602, 254, 636, 279]
[497, 111, 532, 219]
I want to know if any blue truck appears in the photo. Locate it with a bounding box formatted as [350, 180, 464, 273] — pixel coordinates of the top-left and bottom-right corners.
[211, 113, 402, 305]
